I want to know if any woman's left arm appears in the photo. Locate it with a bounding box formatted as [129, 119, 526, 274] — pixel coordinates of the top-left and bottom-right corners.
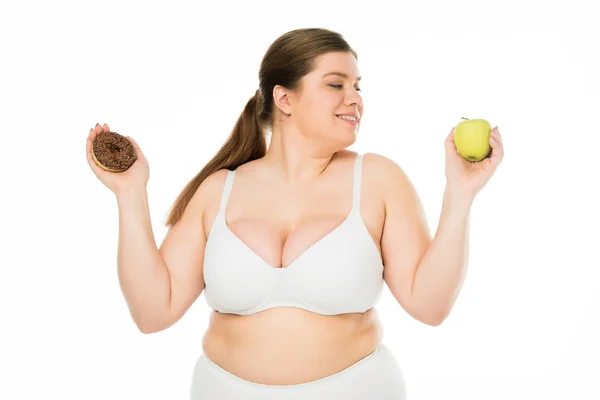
[377, 125, 503, 326]
[406, 186, 474, 326]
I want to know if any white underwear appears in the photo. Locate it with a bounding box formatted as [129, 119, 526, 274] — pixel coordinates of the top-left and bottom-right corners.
[190, 342, 407, 399]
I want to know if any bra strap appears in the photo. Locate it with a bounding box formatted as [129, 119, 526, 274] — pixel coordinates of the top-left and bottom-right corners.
[352, 154, 363, 209]
[219, 170, 235, 213]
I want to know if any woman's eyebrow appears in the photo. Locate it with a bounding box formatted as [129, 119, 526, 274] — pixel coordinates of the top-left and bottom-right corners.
[322, 72, 362, 81]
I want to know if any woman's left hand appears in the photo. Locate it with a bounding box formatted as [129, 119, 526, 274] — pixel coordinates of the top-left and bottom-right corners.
[444, 125, 504, 200]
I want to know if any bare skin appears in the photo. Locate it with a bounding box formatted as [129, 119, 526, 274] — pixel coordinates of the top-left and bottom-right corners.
[148, 51, 435, 385]
[199, 150, 386, 385]
[88, 48, 471, 388]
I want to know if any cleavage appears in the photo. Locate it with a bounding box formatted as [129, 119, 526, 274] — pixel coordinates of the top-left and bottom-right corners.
[226, 212, 351, 269]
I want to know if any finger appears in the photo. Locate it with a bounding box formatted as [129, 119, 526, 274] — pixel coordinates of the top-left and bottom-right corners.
[494, 128, 504, 155]
[87, 127, 99, 164]
[447, 127, 455, 141]
[491, 127, 503, 156]
[445, 127, 458, 152]
[86, 130, 93, 159]
[94, 123, 103, 134]
[88, 126, 97, 142]
[86, 131, 100, 171]
[103, 123, 110, 132]
[489, 132, 502, 162]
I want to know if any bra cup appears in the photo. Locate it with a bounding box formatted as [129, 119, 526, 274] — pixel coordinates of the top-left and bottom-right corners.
[203, 221, 276, 313]
[285, 218, 384, 314]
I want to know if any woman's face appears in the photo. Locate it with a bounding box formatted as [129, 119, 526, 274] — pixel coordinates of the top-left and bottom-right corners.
[287, 51, 364, 147]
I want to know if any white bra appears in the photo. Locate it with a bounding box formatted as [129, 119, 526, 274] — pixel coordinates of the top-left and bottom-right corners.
[202, 153, 384, 316]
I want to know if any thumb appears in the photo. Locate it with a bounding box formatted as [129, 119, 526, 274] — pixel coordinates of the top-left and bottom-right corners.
[445, 127, 458, 153]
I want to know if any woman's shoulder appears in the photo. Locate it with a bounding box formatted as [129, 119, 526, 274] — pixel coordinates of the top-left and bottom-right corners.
[337, 149, 400, 167]
[356, 152, 413, 202]
[197, 168, 230, 192]
[190, 168, 231, 212]
[348, 150, 407, 181]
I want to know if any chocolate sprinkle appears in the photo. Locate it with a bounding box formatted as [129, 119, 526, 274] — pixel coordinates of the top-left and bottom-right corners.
[92, 131, 137, 172]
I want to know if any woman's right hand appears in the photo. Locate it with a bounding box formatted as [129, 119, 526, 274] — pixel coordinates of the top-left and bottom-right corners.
[86, 123, 150, 195]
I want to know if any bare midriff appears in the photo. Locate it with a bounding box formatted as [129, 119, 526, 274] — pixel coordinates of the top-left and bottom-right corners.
[202, 307, 383, 385]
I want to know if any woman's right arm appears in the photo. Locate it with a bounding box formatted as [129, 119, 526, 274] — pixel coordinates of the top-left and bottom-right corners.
[116, 170, 225, 333]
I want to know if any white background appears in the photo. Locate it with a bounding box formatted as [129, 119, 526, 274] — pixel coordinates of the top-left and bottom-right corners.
[1, 0, 599, 399]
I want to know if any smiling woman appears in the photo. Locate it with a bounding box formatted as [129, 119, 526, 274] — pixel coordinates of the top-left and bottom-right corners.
[87, 27, 414, 399]
[167, 28, 410, 399]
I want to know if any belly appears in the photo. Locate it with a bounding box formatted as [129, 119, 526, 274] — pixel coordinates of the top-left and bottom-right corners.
[201, 307, 383, 385]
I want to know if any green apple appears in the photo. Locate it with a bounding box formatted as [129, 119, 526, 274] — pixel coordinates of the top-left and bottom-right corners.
[454, 117, 492, 162]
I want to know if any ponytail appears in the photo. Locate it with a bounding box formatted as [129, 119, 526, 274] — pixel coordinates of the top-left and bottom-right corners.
[164, 90, 267, 227]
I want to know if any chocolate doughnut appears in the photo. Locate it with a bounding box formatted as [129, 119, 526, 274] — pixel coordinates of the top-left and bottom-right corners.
[92, 131, 138, 172]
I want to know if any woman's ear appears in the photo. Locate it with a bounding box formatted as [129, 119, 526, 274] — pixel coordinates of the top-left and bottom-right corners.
[273, 85, 292, 116]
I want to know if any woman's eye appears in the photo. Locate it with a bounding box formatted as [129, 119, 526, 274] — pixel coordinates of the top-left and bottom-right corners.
[330, 84, 362, 91]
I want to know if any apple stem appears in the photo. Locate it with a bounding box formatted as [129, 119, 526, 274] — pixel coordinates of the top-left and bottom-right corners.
[461, 117, 469, 120]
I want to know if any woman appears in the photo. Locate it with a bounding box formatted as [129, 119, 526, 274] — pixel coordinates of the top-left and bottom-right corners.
[86, 28, 503, 399]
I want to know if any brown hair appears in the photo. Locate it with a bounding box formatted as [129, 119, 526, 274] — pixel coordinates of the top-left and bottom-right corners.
[164, 28, 358, 227]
